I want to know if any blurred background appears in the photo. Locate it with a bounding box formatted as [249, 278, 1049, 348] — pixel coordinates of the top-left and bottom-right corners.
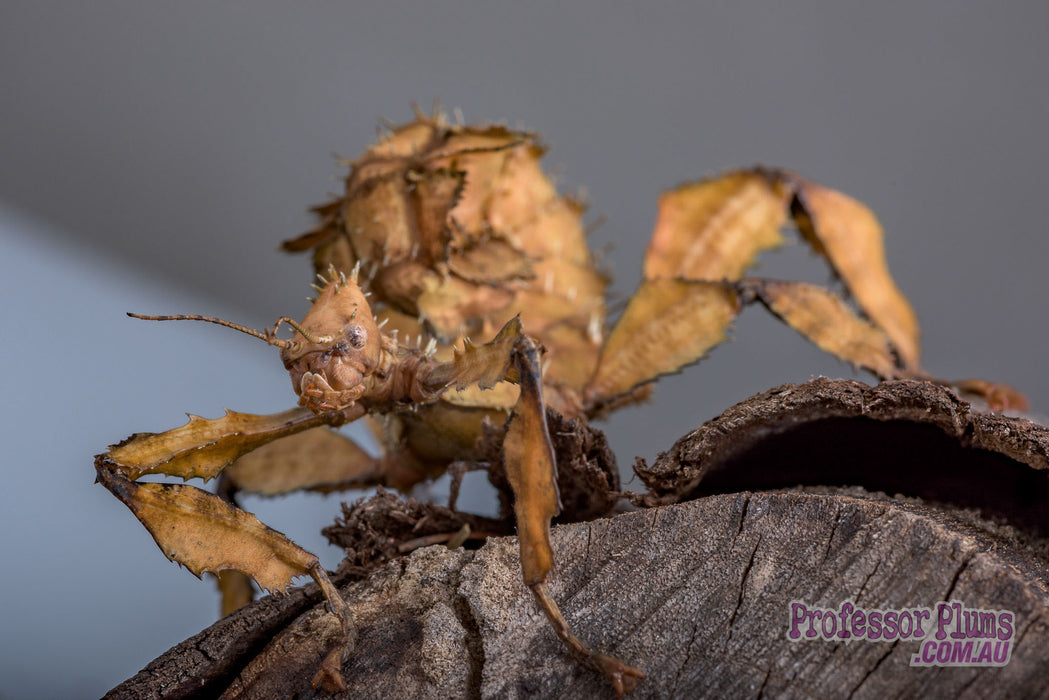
[1, 3, 1046, 697]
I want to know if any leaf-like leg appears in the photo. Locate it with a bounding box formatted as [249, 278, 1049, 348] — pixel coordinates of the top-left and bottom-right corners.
[501, 334, 560, 584]
[95, 467, 325, 594]
[104, 406, 330, 482]
[584, 276, 905, 413]
[96, 405, 362, 689]
[741, 279, 1030, 409]
[947, 378, 1029, 413]
[504, 334, 645, 695]
[422, 315, 522, 393]
[419, 318, 645, 693]
[742, 278, 902, 380]
[787, 176, 921, 370]
[215, 426, 429, 614]
[640, 168, 921, 372]
[587, 275, 1025, 418]
[222, 427, 385, 497]
[585, 279, 741, 412]
[214, 477, 257, 617]
[643, 170, 791, 282]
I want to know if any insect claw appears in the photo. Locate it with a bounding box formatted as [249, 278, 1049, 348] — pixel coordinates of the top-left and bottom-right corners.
[316, 272, 329, 285]
[310, 283, 323, 293]
[306, 296, 316, 304]
[350, 260, 361, 284]
[377, 317, 390, 329]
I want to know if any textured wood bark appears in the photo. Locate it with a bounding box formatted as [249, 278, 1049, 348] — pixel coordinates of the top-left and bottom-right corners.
[636, 378, 1049, 535]
[106, 379, 1049, 699]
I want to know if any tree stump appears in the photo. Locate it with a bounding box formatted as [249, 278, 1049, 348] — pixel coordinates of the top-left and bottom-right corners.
[106, 379, 1049, 699]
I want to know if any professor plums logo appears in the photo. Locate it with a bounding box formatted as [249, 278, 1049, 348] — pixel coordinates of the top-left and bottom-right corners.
[787, 600, 1015, 667]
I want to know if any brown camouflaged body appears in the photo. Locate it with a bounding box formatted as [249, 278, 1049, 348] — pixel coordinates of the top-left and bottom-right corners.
[283, 116, 608, 467]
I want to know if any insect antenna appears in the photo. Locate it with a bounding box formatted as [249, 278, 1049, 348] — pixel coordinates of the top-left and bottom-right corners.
[268, 316, 325, 344]
[126, 313, 325, 347]
[127, 312, 292, 348]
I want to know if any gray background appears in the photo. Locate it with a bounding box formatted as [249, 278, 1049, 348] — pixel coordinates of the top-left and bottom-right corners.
[1, 3, 1047, 697]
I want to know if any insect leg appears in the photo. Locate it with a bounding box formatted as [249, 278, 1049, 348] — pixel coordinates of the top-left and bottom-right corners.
[640, 168, 921, 372]
[214, 426, 427, 614]
[95, 405, 363, 691]
[504, 334, 645, 696]
[584, 279, 741, 412]
[214, 476, 257, 616]
[419, 318, 644, 693]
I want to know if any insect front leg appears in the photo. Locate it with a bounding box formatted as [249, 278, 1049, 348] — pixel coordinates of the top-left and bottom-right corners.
[95, 405, 361, 692]
[214, 425, 438, 614]
[424, 318, 645, 695]
[504, 335, 645, 696]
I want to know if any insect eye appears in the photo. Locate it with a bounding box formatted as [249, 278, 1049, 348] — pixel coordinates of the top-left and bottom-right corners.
[345, 323, 367, 349]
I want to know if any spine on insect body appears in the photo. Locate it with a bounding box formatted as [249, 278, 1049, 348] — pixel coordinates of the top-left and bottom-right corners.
[282, 112, 609, 416]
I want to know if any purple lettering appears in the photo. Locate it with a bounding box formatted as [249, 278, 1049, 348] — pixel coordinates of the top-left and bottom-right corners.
[978, 612, 996, 639]
[998, 612, 1014, 641]
[898, 611, 914, 638]
[885, 612, 902, 642]
[963, 611, 976, 638]
[808, 610, 822, 638]
[789, 603, 808, 639]
[935, 602, 952, 640]
[950, 640, 973, 663]
[913, 608, 930, 637]
[936, 640, 952, 663]
[868, 611, 883, 639]
[993, 641, 1009, 664]
[851, 609, 866, 638]
[975, 641, 992, 663]
[884, 611, 899, 639]
[821, 610, 838, 639]
[951, 602, 966, 639]
[838, 602, 853, 639]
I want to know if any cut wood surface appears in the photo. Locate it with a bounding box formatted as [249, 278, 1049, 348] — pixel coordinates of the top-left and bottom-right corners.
[107, 379, 1049, 699]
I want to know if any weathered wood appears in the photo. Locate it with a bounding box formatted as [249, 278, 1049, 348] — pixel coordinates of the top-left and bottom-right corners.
[103, 583, 323, 700]
[636, 378, 1049, 534]
[110, 490, 1049, 699]
[106, 379, 1049, 698]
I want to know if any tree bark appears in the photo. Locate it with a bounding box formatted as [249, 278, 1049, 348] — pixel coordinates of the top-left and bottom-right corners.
[106, 379, 1049, 699]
